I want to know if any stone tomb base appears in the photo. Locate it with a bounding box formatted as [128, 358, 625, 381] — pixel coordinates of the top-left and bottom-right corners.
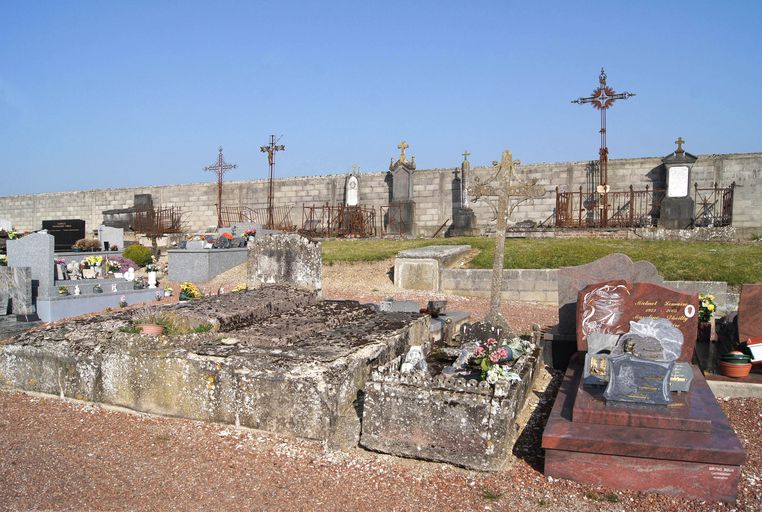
[361, 347, 542, 471]
[0, 286, 428, 448]
[542, 354, 746, 502]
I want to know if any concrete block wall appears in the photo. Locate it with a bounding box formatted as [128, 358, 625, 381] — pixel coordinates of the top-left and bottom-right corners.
[1, 152, 760, 234]
[440, 268, 559, 304]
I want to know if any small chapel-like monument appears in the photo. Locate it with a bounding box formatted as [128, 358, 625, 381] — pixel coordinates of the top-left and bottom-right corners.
[385, 141, 417, 236]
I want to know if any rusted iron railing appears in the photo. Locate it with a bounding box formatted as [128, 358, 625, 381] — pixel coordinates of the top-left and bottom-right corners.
[133, 206, 184, 236]
[219, 205, 295, 231]
[380, 205, 406, 237]
[555, 185, 664, 228]
[300, 203, 376, 238]
[694, 182, 735, 227]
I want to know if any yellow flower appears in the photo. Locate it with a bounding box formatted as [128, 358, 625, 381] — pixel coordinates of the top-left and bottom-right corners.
[707, 304, 715, 311]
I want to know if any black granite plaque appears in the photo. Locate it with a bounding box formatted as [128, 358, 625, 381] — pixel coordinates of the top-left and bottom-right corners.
[669, 362, 694, 392]
[603, 354, 674, 405]
[42, 219, 85, 251]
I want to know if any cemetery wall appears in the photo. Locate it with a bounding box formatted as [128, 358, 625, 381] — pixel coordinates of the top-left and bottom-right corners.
[1, 152, 760, 235]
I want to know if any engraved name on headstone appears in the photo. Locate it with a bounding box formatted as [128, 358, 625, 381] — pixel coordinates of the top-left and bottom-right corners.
[577, 280, 698, 362]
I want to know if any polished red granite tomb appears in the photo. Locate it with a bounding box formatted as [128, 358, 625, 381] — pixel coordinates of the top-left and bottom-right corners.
[543, 353, 746, 503]
[576, 280, 699, 362]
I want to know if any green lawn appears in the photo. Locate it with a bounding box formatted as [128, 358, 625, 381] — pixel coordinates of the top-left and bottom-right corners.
[321, 237, 762, 285]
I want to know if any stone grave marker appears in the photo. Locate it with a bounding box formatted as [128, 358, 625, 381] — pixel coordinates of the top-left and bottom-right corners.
[469, 149, 545, 330]
[576, 280, 698, 362]
[738, 283, 762, 342]
[345, 173, 359, 206]
[247, 234, 322, 295]
[7, 232, 55, 299]
[603, 354, 674, 405]
[97, 225, 124, 251]
[557, 253, 663, 335]
[41, 219, 85, 251]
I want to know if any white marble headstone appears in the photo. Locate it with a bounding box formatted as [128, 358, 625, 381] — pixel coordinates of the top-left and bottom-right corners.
[346, 175, 359, 206]
[667, 166, 690, 198]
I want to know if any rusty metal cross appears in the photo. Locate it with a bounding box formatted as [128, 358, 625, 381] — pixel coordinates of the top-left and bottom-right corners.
[204, 146, 238, 228]
[572, 68, 636, 189]
[469, 149, 546, 330]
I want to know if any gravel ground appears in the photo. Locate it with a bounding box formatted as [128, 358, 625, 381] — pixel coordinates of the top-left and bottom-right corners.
[1, 259, 760, 511]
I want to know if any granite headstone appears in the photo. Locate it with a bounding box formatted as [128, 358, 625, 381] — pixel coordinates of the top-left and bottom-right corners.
[557, 254, 663, 335]
[42, 219, 85, 251]
[577, 280, 698, 362]
[98, 225, 124, 251]
[738, 283, 762, 342]
[7, 232, 55, 299]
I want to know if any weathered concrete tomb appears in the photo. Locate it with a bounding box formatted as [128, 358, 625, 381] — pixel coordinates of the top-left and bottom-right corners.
[0, 285, 428, 447]
[361, 345, 542, 471]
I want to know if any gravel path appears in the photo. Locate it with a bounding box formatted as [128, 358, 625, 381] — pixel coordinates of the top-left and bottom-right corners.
[1, 259, 760, 511]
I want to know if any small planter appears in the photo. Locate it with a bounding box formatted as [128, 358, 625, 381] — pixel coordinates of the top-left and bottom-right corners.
[137, 323, 164, 336]
[719, 361, 752, 378]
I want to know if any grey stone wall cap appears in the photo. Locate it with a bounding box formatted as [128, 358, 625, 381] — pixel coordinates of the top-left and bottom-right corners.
[396, 245, 471, 260]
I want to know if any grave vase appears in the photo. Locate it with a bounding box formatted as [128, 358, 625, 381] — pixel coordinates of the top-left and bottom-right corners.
[147, 271, 157, 289]
[694, 320, 717, 373]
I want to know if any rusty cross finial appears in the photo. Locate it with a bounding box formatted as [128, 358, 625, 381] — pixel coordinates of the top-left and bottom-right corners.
[397, 140, 409, 162]
[675, 137, 685, 155]
[260, 135, 286, 229]
[204, 146, 238, 228]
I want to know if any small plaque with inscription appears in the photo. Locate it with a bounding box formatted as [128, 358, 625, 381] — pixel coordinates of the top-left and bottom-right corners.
[604, 354, 674, 405]
[669, 362, 694, 392]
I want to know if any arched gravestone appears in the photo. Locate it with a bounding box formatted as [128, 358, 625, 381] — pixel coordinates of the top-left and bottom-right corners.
[345, 174, 359, 206]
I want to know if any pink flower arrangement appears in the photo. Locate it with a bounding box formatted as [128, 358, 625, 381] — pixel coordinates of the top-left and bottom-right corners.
[472, 337, 513, 380]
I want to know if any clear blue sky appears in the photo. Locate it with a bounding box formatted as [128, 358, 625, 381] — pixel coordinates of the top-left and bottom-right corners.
[2, 1, 760, 196]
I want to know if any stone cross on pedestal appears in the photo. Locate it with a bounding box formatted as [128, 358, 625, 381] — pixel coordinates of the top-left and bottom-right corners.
[397, 141, 410, 163]
[675, 137, 685, 155]
[469, 149, 546, 330]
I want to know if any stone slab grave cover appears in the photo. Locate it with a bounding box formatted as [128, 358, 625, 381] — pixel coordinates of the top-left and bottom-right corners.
[738, 283, 762, 342]
[576, 280, 699, 362]
[360, 322, 542, 471]
[7, 232, 55, 300]
[41, 219, 85, 252]
[247, 234, 322, 295]
[0, 285, 429, 448]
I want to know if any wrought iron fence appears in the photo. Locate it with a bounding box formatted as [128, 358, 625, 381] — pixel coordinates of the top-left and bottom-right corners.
[555, 185, 664, 228]
[554, 182, 735, 228]
[694, 182, 735, 227]
[380, 205, 406, 237]
[219, 206, 295, 231]
[133, 207, 184, 236]
[300, 203, 376, 238]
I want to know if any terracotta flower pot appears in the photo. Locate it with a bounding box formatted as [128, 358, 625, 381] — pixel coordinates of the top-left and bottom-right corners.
[138, 323, 164, 336]
[718, 361, 752, 378]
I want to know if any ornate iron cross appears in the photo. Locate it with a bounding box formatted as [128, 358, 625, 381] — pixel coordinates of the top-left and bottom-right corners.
[260, 135, 286, 229]
[469, 149, 546, 330]
[204, 146, 238, 228]
[572, 68, 635, 189]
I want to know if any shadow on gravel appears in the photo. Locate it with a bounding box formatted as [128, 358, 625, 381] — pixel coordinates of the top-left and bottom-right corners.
[511, 369, 564, 473]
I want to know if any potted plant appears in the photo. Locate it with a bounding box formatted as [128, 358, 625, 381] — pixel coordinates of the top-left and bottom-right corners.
[133, 306, 165, 336]
[179, 282, 202, 301]
[719, 351, 752, 378]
